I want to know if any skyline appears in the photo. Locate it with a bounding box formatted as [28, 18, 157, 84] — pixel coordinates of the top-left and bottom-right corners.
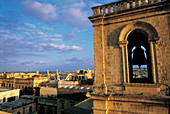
[0, 0, 117, 72]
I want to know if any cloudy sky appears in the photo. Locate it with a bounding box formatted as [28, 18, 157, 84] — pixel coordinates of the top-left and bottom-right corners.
[0, 0, 117, 72]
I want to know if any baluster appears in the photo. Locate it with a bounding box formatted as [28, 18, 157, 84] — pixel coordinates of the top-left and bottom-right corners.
[108, 5, 111, 14]
[148, 0, 152, 4]
[135, 0, 139, 7]
[123, 2, 127, 10]
[98, 7, 101, 15]
[130, 1, 133, 8]
[154, 0, 158, 3]
[142, 0, 146, 6]
[118, 3, 122, 11]
[113, 4, 117, 14]
[92, 7, 100, 16]
[103, 6, 106, 14]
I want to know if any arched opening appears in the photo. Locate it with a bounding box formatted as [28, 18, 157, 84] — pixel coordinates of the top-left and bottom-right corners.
[29, 106, 32, 113]
[127, 29, 153, 83]
[47, 107, 53, 114]
[38, 106, 45, 114]
[3, 97, 6, 102]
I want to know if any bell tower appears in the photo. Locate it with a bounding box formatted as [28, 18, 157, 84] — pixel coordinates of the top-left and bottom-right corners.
[88, 0, 170, 113]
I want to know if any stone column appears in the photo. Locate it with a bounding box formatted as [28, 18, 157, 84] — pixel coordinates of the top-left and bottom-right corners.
[150, 40, 158, 83]
[119, 40, 129, 83]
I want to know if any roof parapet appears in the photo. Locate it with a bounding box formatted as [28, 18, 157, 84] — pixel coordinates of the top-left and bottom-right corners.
[90, 0, 168, 17]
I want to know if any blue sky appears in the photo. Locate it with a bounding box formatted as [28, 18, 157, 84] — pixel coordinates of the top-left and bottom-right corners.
[0, 0, 117, 72]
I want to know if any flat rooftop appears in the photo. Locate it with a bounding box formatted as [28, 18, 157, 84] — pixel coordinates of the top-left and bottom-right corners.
[0, 99, 34, 109]
[0, 89, 12, 92]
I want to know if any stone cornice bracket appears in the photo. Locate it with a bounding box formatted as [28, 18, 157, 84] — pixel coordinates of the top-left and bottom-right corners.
[154, 37, 161, 44]
[118, 40, 128, 47]
[149, 36, 160, 44]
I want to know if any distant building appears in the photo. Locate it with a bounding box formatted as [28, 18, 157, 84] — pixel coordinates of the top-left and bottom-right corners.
[0, 89, 20, 104]
[37, 87, 91, 114]
[65, 69, 93, 81]
[39, 87, 57, 97]
[0, 97, 36, 114]
[1, 76, 48, 90]
[32, 85, 92, 114]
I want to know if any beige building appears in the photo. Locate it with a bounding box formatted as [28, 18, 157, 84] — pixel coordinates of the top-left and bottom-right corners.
[65, 69, 93, 81]
[0, 98, 36, 114]
[39, 87, 57, 96]
[37, 87, 91, 114]
[3, 72, 36, 79]
[88, 0, 170, 113]
[0, 89, 20, 104]
[1, 76, 49, 91]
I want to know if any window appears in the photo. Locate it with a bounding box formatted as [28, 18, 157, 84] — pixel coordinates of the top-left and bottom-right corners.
[47, 107, 53, 114]
[29, 106, 32, 113]
[60, 102, 64, 109]
[23, 107, 25, 114]
[39, 106, 45, 114]
[118, 21, 160, 84]
[127, 29, 153, 83]
[3, 98, 5, 102]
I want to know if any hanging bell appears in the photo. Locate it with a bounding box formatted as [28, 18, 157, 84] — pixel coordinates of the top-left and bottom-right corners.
[132, 45, 147, 68]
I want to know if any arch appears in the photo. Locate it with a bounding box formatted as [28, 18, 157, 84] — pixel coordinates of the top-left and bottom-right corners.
[39, 106, 45, 114]
[119, 21, 159, 43]
[47, 107, 53, 114]
[127, 29, 153, 83]
[29, 106, 32, 113]
[118, 21, 160, 83]
[3, 97, 6, 102]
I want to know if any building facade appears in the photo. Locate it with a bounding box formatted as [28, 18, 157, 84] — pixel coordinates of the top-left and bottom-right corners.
[0, 98, 36, 114]
[0, 89, 20, 104]
[88, 0, 170, 113]
[0, 77, 49, 93]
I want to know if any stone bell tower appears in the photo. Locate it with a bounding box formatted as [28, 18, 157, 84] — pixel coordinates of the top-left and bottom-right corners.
[88, 0, 170, 113]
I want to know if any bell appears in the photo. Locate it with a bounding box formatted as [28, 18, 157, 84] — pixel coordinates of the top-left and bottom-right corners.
[132, 45, 147, 68]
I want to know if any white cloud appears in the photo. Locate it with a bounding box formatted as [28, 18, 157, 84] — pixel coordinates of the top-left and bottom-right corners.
[0, 30, 9, 34]
[22, 61, 48, 66]
[41, 26, 54, 31]
[23, 32, 31, 36]
[37, 31, 45, 35]
[64, 61, 73, 64]
[59, 7, 89, 27]
[0, 59, 15, 63]
[22, 0, 57, 21]
[24, 23, 36, 28]
[15, 28, 26, 32]
[39, 43, 83, 51]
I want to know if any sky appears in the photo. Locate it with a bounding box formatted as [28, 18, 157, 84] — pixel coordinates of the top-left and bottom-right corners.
[0, 0, 117, 72]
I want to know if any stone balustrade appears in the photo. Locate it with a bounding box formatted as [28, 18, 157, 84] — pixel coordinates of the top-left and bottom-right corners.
[91, 0, 168, 16]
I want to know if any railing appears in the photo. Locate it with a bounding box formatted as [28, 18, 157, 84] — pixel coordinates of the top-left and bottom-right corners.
[91, 0, 167, 16]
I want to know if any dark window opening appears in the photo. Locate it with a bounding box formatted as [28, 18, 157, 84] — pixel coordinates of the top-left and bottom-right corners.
[29, 106, 32, 112]
[39, 106, 45, 114]
[127, 29, 153, 83]
[7, 97, 15, 102]
[60, 102, 64, 109]
[3, 98, 5, 102]
[47, 107, 53, 114]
